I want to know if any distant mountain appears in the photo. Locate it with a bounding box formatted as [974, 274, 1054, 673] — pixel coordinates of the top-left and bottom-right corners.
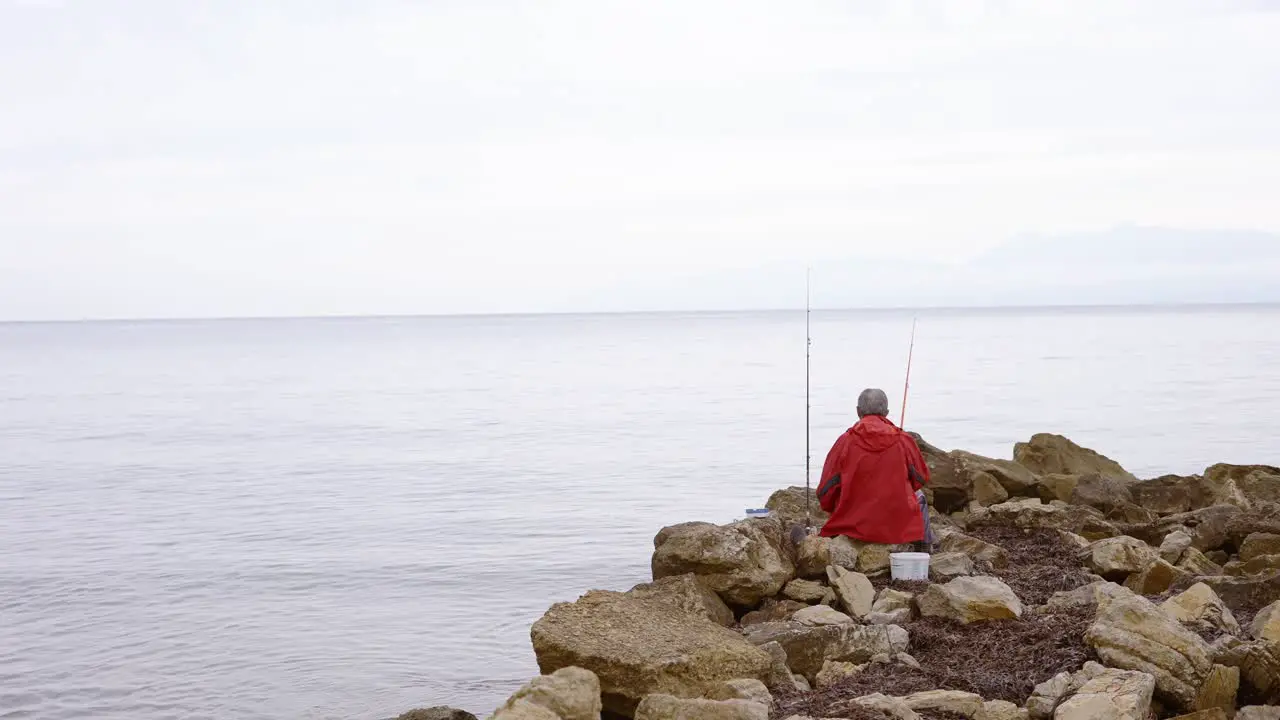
[568, 226, 1280, 311]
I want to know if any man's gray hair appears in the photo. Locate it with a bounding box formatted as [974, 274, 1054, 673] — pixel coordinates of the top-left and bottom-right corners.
[857, 388, 890, 418]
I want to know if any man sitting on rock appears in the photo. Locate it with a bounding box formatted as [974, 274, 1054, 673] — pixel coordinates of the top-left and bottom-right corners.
[816, 388, 931, 546]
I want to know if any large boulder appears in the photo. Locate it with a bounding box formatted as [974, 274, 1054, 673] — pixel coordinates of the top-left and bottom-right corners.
[1071, 473, 1137, 514]
[490, 667, 602, 720]
[1161, 583, 1242, 636]
[902, 690, 985, 717]
[530, 591, 771, 716]
[793, 605, 854, 627]
[794, 535, 858, 579]
[1013, 433, 1136, 483]
[627, 574, 736, 627]
[1053, 667, 1156, 720]
[765, 486, 829, 527]
[1124, 559, 1188, 595]
[1196, 575, 1280, 621]
[1241, 533, 1280, 563]
[814, 659, 865, 689]
[633, 694, 767, 720]
[930, 551, 976, 581]
[741, 621, 909, 681]
[704, 678, 773, 709]
[1085, 587, 1213, 711]
[1214, 639, 1280, 705]
[651, 518, 795, 607]
[970, 498, 1119, 539]
[1193, 664, 1240, 719]
[1132, 475, 1196, 516]
[917, 576, 1023, 624]
[1084, 536, 1160, 580]
[1177, 547, 1225, 577]
[953, 450, 1041, 498]
[1202, 464, 1280, 507]
[781, 579, 828, 604]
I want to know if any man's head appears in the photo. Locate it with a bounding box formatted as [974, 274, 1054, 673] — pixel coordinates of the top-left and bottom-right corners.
[856, 388, 890, 418]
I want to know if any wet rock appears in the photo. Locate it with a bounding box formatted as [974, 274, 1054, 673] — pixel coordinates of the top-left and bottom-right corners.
[1161, 582, 1242, 635]
[1053, 667, 1156, 720]
[814, 659, 864, 689]
[627, 574, 736, 627]
[827, 566, 875, 619]
[1123, 559, 1188, 595]
[1241, 533, 1280, 563]
[1085, 536, 1160, 580]
[704, 679, 773, 709]
[1161, 531, 1194, 564]
[1085, 587, 1213, 711]
[1192, 664, 1239, 718]
[938, 530, 1011, 569]
[1013, 433, 1136, 482]
[741, 621, 908, 682]
[903, 690, 985, 717]
[651, 519, 795, 607]
[531, 591, 771, 716]
[793, 605, 854, 627]
[782, 579, 828, 604]
[490, 667, 602, 720]
[397, 708, 478, 720]
[1214, 639, 1280, 704]
[633, 694, 768, 720]
[931, 551, 976, 580]
[917, 576, 1023, 624]
[1251, 601, 1280, 642]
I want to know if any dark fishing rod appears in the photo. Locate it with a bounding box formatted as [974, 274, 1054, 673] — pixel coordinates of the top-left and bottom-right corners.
[804, 267, 813, 533]
[899, 316, 933, 552]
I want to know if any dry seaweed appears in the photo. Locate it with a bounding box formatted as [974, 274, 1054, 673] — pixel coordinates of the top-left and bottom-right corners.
[966, 526, 1095, 606]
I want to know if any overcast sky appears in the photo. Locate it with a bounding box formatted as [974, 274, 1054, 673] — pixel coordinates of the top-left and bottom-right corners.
[2, 1, 1279, 320]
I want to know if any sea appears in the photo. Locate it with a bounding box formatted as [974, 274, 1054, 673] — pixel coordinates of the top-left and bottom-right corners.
[2, 305, 1277, 720]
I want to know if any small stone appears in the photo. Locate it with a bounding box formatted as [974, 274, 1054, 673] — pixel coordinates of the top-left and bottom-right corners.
[397, 708, 479, 720]
[633, 694, 768, 720]
[814, 659, 864, 689]
[1161, 531, 1194, 564]
[1161, 583, 1241, 635]
[1237, 708, 1280, 720]
[491, 667, 603, 720]
[705, 679, 773, 709]
[852, 693, 923, 720]
[895, 652, 921, 669]
[793, 605, 854, 627]
[1124, 559, 1188, 595]
[918, 576, 1023, 624]
[1053, 667, 1156, 720]
[904, 690, 984, 717]
[827, 566, 875, 619]
[1085, 536, 1160, 579]
[872, 588, 915, 614]
[1177, 547, 1225, 576]
[931, 551, 976, 580]
[866, 608, 913, 625]
[1167, 710, 1227, 720]
[782, 579, 829, 604]
[978, 700, 1030, 720]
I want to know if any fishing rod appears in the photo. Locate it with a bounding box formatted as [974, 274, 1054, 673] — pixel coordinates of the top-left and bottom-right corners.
[899, 316, 933, 552]
[804, 267, 813, 533]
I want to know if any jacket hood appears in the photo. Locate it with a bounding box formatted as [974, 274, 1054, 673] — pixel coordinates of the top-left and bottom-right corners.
[848, 414, 903, 452]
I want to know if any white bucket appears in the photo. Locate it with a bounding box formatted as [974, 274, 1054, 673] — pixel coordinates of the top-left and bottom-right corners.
[889, 552, 931, 582]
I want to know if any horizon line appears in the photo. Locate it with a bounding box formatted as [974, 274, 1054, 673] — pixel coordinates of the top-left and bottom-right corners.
[2, 299, 1278, 326]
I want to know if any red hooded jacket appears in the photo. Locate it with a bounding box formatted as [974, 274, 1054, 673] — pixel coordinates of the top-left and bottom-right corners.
[817, 414, 930, 544]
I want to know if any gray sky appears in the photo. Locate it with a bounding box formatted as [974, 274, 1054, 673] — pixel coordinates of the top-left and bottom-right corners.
[3, 1, 1279, 320]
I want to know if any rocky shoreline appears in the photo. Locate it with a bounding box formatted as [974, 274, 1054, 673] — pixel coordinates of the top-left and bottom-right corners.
[400, 433, 1280, 720]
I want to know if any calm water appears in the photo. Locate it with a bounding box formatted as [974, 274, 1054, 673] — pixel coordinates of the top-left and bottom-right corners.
[2, 306, 1278, 719]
